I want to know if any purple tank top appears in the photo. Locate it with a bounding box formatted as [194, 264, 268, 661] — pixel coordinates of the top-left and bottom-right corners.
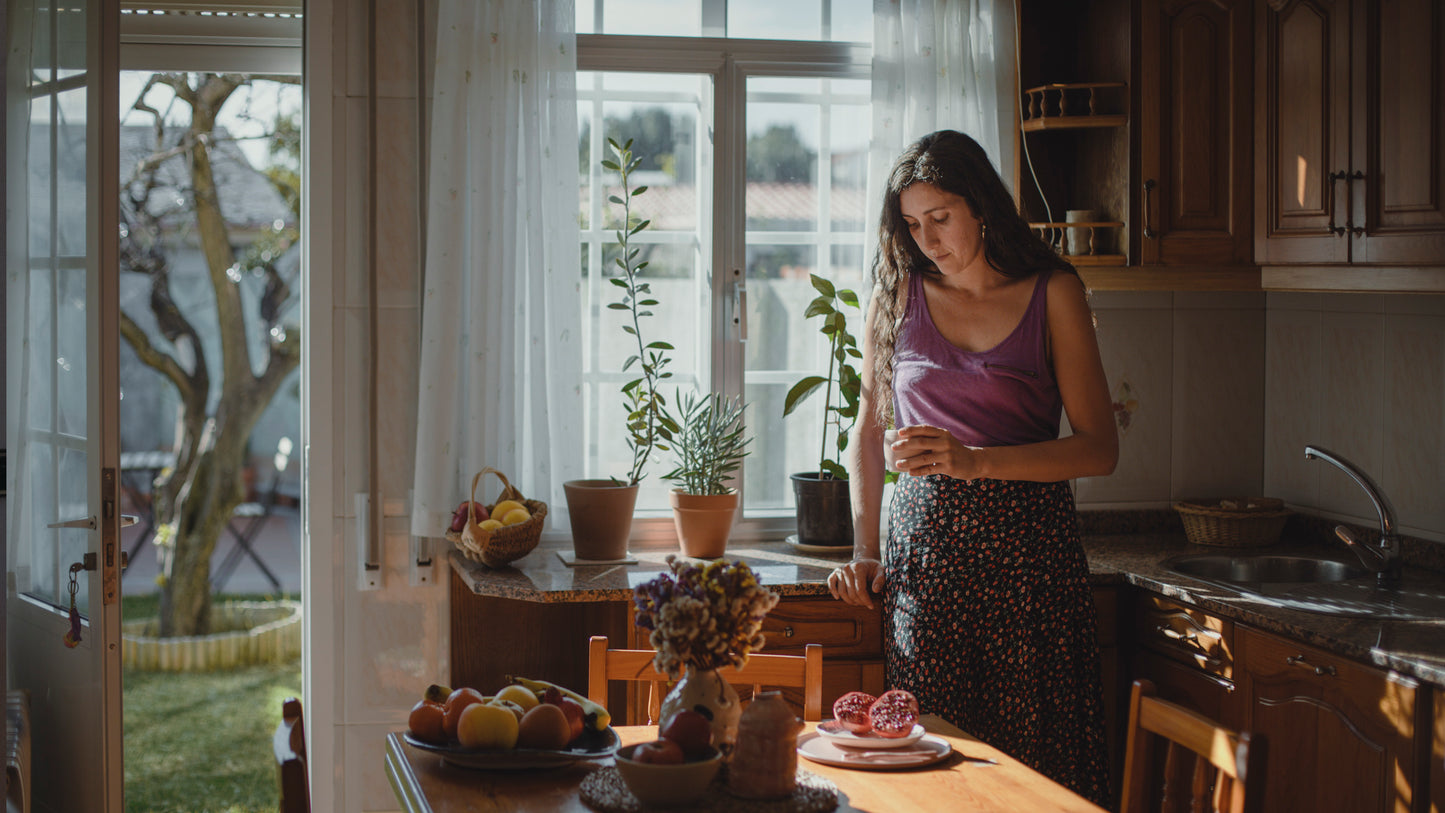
[892, 269, 1062, 448]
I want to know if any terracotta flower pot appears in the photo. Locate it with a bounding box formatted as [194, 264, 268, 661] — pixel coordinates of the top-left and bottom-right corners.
[563, 479, 638, 561]
[668, 489, 738, 559]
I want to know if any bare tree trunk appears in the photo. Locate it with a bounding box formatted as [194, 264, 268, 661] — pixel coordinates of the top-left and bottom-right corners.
[120, 72, 300, 637]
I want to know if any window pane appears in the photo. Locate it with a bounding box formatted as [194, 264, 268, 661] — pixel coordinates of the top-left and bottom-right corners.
[728, 0, 821, 41]
[743, 75, 868, 515]
[581, 0, 703, 36]
[578, 72, 713, 509]
[828, 0, 872, 43]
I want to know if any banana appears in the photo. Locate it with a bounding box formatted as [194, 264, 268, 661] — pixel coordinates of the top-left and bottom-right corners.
[508, 675, 611, 731]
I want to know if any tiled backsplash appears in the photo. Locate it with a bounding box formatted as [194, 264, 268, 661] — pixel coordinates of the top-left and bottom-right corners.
[1078, 289, 1445, 544]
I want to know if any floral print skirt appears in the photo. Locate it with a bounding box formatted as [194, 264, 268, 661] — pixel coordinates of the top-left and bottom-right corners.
[883, 475, 1110, 807]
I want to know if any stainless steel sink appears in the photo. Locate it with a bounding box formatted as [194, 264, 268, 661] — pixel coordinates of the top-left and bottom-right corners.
[1163, 553, 1445, 621]
[1166, 554, 1368, 585]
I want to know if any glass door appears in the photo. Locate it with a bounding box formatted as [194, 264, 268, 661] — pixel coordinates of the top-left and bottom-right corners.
[5, 1, 124, 810]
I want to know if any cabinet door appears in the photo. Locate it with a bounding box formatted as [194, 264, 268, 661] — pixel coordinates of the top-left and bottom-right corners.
[1255, 0, 1353, 264]
[1433, 688, 1444, 813]
[1138, 0, 1254, 265]
[1353, 0, 1445, 264]
[1239, 626, 1422, 813]
[1130, 651, 1240, 813]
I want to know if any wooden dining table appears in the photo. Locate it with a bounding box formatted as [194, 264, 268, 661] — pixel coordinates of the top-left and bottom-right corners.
[384, 714, 1108, 812]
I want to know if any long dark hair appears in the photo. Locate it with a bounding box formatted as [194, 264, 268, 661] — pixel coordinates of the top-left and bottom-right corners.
[869, 130, 1078, 426]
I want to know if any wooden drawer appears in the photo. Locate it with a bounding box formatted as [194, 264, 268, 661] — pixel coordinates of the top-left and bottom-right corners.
[1134, 595, 1233, 679]
[758, 595, 882, 659]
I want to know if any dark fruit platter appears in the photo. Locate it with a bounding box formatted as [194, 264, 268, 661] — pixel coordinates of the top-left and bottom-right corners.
[402, 726, 620, 770]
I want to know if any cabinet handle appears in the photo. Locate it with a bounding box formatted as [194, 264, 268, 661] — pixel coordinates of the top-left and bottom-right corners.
[782, 626, 794, 638]
[1327, 170, 1364, 236]
[1156, 625, 1198, 644]
[1153, 611, 1222, 640]
[1285, 654, 1337, 677]
[1328, 170, 1347, 235]
[1142, 179, 1157, 239]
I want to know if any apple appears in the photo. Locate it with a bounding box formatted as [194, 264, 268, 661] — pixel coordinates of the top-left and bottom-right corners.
[659, 709, 712, 758]
[448, 501, 476, 533]
[630, 738, 685, 765]
[555, 697, 586, 742]
[442, 687, 487, 741]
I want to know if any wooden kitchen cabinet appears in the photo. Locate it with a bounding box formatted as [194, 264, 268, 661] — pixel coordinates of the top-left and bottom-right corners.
[1238, 625, 1425, 813]
[1255, 0, 1445, 270]
[1433, 688, 1445, 813]
[1136, 0, 1254, 267]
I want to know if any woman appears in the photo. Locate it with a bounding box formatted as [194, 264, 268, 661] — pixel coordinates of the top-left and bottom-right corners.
[827, 130, 1117, 805]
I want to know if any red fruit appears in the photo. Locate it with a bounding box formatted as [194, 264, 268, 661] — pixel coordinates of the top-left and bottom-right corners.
[867, 689, 919, 738]
[408, 700, 446, 744]
[631, 738, 685, 765]
[442, 687, 487, 741]
[660, 709, 713, 758]
[832, 691, 877, 735]
[557, 697, 586, 742]
[449, 501, 476, 533]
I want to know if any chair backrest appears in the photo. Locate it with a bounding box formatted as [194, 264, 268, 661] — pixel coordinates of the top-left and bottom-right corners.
[587, 635, 823, 724]
[274, 697, 309, 813]
[1121, 679, 1265, 813]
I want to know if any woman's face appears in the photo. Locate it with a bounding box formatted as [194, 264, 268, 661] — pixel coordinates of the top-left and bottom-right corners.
[898, 182, 983, 276]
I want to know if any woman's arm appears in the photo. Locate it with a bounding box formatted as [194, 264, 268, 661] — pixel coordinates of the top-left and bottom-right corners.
[829, 296, 889, 608]
[895, 271, 1118, 482]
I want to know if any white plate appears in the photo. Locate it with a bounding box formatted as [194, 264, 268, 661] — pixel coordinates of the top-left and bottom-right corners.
[402, 726, 619, 771]
[784, 534, 853, 555]
[797, 731, 952, 770]
[816, 720, 926, 748]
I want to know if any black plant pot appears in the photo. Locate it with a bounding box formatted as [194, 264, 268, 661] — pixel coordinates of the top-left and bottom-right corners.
[790, 472, 853, 547]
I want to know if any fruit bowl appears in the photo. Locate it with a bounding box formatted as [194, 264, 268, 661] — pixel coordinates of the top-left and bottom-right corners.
[402, 725, 619, 771]
[614, 744, 723, 806]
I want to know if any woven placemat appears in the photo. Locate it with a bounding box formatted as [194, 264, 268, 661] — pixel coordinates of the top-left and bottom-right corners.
[580, 766, 838, 813]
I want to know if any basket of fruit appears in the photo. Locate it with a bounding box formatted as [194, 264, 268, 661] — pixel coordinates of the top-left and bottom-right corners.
[1174, 497, 1291, 548]
[445, 467, 547, 568]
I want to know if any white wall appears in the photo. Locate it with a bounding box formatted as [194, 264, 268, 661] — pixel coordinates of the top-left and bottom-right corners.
[1078, 289, 1445, 544]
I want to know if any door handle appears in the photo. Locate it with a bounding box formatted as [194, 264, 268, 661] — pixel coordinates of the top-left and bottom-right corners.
[49, 516, 97, 530]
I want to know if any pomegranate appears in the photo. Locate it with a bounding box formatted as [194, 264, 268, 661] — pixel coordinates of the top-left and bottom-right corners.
[867, 689, 919, 738]
[831, 691, 877, 735]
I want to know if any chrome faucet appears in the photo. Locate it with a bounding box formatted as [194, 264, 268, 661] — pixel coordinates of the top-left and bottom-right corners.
[1303, 445, 1401, 585]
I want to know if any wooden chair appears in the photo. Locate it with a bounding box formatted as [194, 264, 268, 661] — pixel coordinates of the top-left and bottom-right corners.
[587, 635, 823, 725]
[1121, 679, 1266, 813]
[274, 697, 309, 813]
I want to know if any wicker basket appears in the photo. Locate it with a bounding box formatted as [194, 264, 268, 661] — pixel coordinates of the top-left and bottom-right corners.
[1173, 497, 1292, 548]
[445, 467, 547, 568]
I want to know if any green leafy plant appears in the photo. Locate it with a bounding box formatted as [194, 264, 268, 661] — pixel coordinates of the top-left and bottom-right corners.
[782, 273, 862, 480]
[662, 391, 751, 496]
[604, 137, 677, 485]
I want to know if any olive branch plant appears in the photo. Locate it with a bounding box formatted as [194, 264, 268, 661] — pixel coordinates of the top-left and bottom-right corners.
[604, 137, 679, 485]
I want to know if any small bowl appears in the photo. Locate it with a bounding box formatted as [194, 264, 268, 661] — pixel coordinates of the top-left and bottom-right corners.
[614, 743, 722, 806]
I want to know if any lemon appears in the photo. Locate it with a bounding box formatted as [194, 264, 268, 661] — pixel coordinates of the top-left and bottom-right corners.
[490, 500, 526, 521]
[494, 683, 540, 712]
[501, 507, 532, 526]
[478, 518, 504, 532]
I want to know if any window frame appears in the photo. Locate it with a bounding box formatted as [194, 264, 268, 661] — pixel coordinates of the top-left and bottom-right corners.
[577, 34, 870, 541]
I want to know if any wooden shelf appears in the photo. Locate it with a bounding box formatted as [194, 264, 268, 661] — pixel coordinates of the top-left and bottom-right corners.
[1021, 115, 1127, 132]
[1077, 266, 1262, 291]
[1066, 254, 1127, 267]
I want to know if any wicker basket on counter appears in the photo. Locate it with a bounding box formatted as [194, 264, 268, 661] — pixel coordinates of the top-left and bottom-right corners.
[445, 467, 547, 568]
[1173, 497, 1292, 548]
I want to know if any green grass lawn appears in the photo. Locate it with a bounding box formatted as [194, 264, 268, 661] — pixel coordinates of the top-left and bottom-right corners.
[122, 594, 302, 813]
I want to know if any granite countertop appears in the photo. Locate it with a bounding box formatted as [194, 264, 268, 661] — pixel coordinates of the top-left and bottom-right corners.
[450, 532, 1445, 688]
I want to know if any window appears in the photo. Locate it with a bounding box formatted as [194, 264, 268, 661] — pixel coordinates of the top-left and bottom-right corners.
[576, 1, 872, 529]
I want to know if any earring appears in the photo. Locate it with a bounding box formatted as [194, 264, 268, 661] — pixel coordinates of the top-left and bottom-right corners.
[981, 223, 988, 240]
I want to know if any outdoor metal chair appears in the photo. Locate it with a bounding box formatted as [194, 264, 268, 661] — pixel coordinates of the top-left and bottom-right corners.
[214, 437, 298, 593]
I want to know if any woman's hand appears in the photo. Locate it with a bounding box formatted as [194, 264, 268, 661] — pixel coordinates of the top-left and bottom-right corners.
[892, 424, 984, 480]
[828, 558, 886, 609]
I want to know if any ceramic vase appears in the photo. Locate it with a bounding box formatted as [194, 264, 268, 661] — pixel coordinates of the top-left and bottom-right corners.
[562, 479, 637, 561]
[659, 666, 741, 755]
[728, 690, 803, 799]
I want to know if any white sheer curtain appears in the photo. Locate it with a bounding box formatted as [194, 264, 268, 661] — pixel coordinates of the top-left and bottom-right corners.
[411, 0, 582, 539]
[867, 0, 1017, 259]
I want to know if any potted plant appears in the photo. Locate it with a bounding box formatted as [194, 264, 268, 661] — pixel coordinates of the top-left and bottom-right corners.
[662, 391, 750, 558]
[564, 138, 678, 561]
[782, 273, 862, 547]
